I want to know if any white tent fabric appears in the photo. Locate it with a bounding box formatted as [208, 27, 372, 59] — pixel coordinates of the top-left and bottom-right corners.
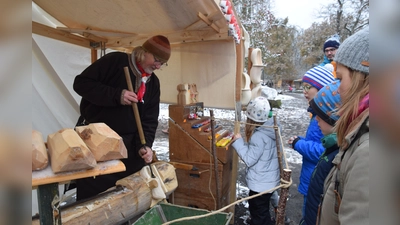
[31, 0, 250, 216]
[32, 35, 84, 138]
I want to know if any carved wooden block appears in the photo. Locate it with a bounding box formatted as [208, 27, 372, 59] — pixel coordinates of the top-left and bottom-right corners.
[75, 123, 128, 162]
[32, 130, 48, 171]
[47, 128, 96, 173]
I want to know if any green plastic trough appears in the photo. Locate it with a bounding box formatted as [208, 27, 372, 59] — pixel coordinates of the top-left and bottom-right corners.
[133, 203, 233, 225]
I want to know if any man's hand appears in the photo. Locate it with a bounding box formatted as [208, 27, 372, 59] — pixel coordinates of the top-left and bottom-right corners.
[121, 89, 138, 105]
[139, 146, 153, 163]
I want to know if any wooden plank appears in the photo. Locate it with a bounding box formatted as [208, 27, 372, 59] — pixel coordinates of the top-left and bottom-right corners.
[32, 21, 92, 49]
[197, 12, 221, 33]
[105, 30, 230, 48]
[32, 160, 126, 188]
[32, 162, 177, 225]
[173, 162, 230, 211]
[56, 27, 135, 38]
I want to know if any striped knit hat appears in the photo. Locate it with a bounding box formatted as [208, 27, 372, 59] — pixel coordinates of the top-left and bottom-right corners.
[142, 35, 171, 62]
[310, 80, 341, 126]
[302, 66, 335, 90]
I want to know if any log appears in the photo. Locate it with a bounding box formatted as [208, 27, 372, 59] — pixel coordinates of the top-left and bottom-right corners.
[47, 128, 96, 173]
[32, 130, 48, 171]
[75, 123, 128, 162]
[32, 162, 177, 225]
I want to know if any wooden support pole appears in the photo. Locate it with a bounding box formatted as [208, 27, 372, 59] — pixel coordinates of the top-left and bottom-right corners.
[91, 49, 98, 63]
[37, 183, 61, 225]
[229, 29, 244, 224]
[276, 169, 292, 225]
[273, 115, 283, 176]
[210, 110, 221, 209]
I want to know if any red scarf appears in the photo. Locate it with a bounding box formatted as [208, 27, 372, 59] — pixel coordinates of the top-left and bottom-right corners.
[136, 62, 151, 103]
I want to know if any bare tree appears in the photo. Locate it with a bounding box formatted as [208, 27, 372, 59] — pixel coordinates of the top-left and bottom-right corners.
[297, 0, 369, 66]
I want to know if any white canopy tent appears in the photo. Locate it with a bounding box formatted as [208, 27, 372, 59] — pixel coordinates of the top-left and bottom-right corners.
[32, 0, 249, 216]
[32, 0, 249, 138]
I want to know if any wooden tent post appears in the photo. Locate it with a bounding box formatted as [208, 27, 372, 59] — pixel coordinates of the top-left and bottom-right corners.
[209, 110, 221, 209]
[91, 49, 97, 63]
[229, 28, 245, 224]
[273, 115, 283, 176]
[276, 169, 292, 225]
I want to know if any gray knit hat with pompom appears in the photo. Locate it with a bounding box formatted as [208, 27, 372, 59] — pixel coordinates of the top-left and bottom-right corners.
[334, 27, 369, 75]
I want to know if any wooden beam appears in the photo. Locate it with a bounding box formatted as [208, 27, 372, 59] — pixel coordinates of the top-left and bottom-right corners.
[105, 30, 230, 48]
[197, 12, 221, 33]
[56, 27, 136, 38]
[32, 21, 92, 49]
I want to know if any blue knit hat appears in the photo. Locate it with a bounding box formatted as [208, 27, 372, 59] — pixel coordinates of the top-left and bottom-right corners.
[323, 34, 341, 51]
[302, 66, 335, 90]
[310, 80, 341, 126]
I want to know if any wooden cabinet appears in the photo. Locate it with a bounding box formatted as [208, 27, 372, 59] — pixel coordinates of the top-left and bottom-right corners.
[168, 103, 235, 212]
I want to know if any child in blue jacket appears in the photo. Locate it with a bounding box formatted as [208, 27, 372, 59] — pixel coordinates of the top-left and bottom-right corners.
[288, 66, 334, 216]
[299, 81, 341, 225]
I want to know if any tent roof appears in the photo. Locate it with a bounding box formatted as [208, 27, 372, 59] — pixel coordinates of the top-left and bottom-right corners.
[33, 0, 234, 49]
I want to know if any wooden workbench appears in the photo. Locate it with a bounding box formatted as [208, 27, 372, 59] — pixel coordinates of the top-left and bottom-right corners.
[32, 160, 126, 225]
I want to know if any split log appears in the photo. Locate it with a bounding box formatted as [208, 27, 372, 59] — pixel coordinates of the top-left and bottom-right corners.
[75, 123, 128, 162]
[32, 162, 177, 225]
[32, 130, 48, 171]
[47, 128, 96, 173]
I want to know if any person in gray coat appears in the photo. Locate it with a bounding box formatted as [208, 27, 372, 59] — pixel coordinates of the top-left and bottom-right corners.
[232, 96, 280, 225]
[319, 27, 369, 225]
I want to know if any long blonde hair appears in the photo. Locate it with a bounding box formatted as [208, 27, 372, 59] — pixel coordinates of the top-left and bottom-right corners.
[334, 69, 369, 148]
[245, 118, 264, 142]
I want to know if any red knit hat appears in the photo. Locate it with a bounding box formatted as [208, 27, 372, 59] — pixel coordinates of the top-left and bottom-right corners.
[142, 35, 171, 62]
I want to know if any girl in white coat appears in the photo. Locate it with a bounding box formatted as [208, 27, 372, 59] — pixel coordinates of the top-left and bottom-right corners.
[232, 96, 280, 225]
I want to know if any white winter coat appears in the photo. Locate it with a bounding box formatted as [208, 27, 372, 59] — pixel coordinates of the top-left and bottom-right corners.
[232, 119, 280, 193]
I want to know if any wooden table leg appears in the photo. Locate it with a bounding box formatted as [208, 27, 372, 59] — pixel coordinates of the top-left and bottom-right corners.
[37, 183, 61, 225]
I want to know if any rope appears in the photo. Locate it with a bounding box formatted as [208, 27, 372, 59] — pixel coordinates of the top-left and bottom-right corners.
[162, 178, 292, 225]
[51, 195, 60, 225]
